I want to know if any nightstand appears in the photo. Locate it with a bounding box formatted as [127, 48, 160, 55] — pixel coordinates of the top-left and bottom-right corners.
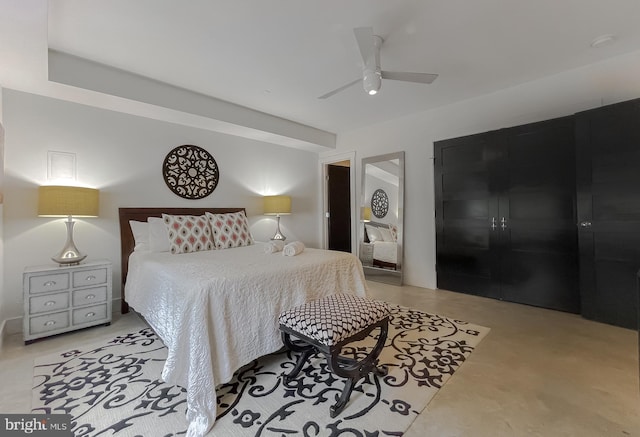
[23, 259, 112, 344]
[359, 242, 374, 266]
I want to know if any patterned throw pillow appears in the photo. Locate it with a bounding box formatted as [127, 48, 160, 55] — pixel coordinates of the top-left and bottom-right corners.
[162, 214, 214, 254]
[206, 211, 254, 249]
[388, 224, 398, 242]
[379, 227, 395, 242]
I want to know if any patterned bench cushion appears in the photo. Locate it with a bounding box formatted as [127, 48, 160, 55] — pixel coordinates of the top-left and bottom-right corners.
[278, 294, 390, 346]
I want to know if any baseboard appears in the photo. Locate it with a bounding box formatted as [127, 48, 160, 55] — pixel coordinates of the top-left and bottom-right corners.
[4, 317, 22, 335]
[0, 316, 22, 352]
[112, 297, 121, 316]
[0, 319, 5, 353]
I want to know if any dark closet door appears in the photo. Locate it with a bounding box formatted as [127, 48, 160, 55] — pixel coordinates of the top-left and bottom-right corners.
[327, 164, 352, 252]
[500, 117, 579, 312]
[434, 130, 503, 299]
[576, 99, 640, 329]
[435, 116, 579, 313]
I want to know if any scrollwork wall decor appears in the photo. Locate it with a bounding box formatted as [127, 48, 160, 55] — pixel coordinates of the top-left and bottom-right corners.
[371, 188, 389, 218]
[162, 145, 219, 199]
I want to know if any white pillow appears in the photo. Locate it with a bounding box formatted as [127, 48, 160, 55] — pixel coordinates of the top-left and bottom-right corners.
[365, 224, 383, 243]
[129, 220, 150, 252]
[379, 227, 395, 242]
[148, 217, 170, 252]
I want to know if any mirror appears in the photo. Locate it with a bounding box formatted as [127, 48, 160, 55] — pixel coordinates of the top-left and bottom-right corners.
[359, 151, 404, 285]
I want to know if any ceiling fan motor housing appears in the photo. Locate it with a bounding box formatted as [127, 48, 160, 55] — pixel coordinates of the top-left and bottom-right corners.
[363, 68, 382, 95]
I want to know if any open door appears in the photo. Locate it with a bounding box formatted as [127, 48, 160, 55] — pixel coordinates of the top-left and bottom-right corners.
[327, 164, 351, 252]
[320, 153, 356, 253]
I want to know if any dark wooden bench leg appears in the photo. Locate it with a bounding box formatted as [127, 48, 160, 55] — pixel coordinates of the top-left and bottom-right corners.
[330, 377, 356, 418]
[281, 331, 317, 382]
[328, 318, 389, 416]
[328, 318, 388, 379]
[280, 316, 389, 418]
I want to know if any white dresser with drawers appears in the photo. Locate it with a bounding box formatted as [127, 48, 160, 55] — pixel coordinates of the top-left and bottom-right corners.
[23, 259, 112, 344]
[359, 242, 374, 266]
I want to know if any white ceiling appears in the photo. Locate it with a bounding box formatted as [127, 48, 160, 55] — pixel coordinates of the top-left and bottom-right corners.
[4, 1, 640, 139]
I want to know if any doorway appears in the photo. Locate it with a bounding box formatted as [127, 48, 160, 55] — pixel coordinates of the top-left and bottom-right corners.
[320, 152, 356, 253]
[327, 163, 351, 252]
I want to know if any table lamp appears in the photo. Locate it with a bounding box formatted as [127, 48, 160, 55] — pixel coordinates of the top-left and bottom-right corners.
[264, 195, 291, 241]
[38, 186, 99, 265]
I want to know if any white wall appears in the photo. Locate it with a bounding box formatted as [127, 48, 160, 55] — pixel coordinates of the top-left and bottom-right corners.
[338, 50, 640, 290]
[1, 90, 321, 329]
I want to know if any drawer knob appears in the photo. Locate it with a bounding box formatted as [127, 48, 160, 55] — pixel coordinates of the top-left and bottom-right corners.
[85, 275, 97, 281]
[86, 294, 96, 300]
[44, 300, 56, 306]
[85, 312, 96, 318]
[44, 320, 56, 326]
[43, 281, 56, 287]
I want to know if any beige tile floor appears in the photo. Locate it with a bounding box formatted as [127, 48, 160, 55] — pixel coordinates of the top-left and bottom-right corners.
[1, 282, 638, 436]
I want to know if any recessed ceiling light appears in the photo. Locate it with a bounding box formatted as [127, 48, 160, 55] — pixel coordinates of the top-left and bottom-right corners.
[591, 34, 616, 48]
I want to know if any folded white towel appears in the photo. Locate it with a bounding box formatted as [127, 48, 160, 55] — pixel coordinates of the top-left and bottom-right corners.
[282, 241, 305, 256]
[263, 240, 285, 254]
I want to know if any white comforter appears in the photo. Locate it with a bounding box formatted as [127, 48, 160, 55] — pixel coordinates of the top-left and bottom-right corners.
[125, 244, 368, 437]
[373, 240, 398, 264]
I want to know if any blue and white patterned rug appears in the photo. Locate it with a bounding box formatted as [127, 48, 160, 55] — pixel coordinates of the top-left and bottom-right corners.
[32, 306, 489, 436]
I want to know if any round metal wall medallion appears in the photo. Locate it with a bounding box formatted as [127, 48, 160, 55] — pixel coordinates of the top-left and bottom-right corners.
[371, 189, 389, 218]
[163, 145, 219, 199]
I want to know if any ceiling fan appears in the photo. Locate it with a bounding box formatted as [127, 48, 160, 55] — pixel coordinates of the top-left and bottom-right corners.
[318, 27, 438, 99]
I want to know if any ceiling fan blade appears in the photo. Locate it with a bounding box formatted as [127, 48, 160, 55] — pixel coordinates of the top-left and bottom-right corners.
[381, 71, 439, 84]
[318, 78, 361, 99]
[353, 27, 375, 64]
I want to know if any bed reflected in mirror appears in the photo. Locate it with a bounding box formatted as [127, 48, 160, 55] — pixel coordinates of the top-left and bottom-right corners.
[360, 151, 404, 285]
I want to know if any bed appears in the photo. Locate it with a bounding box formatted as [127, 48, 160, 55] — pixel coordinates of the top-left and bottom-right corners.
[364, 221, 399, 269]
[118, 207, 369, 437]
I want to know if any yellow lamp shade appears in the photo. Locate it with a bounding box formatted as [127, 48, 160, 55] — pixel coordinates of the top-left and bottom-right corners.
[362, 206, 372, 222]
[38, 186, 99, 217]
[264, 195, 291, 215]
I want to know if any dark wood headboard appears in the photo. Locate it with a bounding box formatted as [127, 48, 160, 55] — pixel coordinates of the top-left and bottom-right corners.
[118, 207, 246, 314]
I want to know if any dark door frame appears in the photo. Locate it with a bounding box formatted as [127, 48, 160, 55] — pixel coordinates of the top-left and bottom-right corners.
[319, 152, 356, 253]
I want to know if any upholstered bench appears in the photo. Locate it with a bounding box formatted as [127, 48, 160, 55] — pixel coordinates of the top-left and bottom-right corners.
[278, 293, 390, 417]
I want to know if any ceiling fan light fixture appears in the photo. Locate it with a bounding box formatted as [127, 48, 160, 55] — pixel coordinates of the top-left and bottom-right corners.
[363, 69, 382, 96]
[590, 34, 616, 48]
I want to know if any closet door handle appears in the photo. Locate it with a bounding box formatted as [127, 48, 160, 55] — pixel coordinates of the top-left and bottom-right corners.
[500, 217, 507, 230]
[579, 221, 592, 228]
[490, 217, 497, 230]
